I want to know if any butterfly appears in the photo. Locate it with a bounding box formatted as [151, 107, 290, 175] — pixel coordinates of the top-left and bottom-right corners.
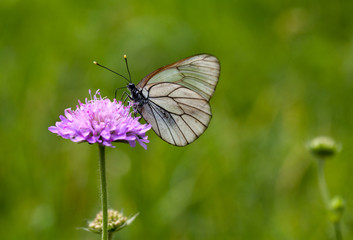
[95, 54, 220, 146]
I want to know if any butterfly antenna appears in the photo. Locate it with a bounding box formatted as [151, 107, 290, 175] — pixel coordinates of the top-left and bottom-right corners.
[93, 61, 130, 83]
[124, 55, 132, 83]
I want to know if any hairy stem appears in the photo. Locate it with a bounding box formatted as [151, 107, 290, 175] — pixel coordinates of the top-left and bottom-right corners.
[99, 145, 108, 240]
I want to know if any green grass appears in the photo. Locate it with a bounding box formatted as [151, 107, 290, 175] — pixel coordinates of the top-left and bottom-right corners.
[1, 0, 353, 239]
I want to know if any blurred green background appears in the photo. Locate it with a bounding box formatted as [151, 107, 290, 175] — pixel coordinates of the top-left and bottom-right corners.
[1, 0, 353, 239]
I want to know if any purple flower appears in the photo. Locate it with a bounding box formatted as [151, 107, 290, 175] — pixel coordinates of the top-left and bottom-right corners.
[49, 90, 151, 149]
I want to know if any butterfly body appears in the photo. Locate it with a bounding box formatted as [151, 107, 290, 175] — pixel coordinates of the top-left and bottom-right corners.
[127, 54, 220, 146]
[127, 83, 148, 107]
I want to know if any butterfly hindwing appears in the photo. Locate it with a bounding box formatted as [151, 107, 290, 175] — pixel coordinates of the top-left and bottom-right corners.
[136, 83, 212, 146]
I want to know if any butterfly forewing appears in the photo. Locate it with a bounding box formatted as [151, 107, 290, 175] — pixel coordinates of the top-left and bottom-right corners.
[137, 54, 220, 101]
[135, 54, 220, 146]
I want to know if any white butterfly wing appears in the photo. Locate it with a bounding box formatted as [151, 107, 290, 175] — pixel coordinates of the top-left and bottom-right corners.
[136, 54, 220, 146]
[137, 54, 220, 101]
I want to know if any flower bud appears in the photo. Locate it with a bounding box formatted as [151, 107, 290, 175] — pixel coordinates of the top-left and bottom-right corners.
[307, 136, 340, 159]
[329, 196, 345, 223]
[331, 196, 345, 212]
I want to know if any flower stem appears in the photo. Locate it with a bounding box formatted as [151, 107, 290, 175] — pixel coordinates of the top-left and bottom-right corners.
[317, 158, 330, 208]
[317, 158, 343, 240]
[334, 222, 342, 240]
[99, 145, 108, 240]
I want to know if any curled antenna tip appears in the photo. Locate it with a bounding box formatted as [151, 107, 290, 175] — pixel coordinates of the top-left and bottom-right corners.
[124, 55, 127, 59]
[93, 61, 98, 65]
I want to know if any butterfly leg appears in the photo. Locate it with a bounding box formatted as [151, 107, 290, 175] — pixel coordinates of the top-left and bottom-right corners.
[123, 95, 129, 105]
[128, 101, 139, 118]
[133, 108, 139, 118]
[114, 88, 119, 100]
[119, 91, 138, 118]
[119, 91, 132, 104]
[128, 102, 138, 117]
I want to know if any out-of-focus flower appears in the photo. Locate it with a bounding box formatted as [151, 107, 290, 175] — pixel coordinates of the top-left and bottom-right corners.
[49, 90, 151, 149]
[329, 196, 345, 223]
[87, 209, 138, 234]
[307, 136, 340, 159]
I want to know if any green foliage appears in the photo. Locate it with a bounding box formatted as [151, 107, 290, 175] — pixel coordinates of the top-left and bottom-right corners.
[1, 0, 353, 239]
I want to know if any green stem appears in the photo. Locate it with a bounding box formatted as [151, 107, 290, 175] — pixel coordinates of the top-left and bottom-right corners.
[334, 222, 342, 240]
[317, 158, 343, 240]
[99, 145, 108, 240]
[317, 158, 330, 208]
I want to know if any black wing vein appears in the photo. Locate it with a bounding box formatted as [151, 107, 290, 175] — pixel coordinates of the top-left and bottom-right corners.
[146, 102, 161, 137]
[176, 101, 212, 116]
[149, 99, 200, 145]
[149, 101, 178, 145]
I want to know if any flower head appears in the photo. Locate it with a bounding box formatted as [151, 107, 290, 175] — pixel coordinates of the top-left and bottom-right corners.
[49, 90, 151, 149]
[307, 136, 340, 159]
[87, 209, 138, 234]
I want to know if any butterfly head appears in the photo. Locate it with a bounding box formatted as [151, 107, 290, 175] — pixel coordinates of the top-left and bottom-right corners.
[127, 82, 141, 101]
[127, 83, 136, 91]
